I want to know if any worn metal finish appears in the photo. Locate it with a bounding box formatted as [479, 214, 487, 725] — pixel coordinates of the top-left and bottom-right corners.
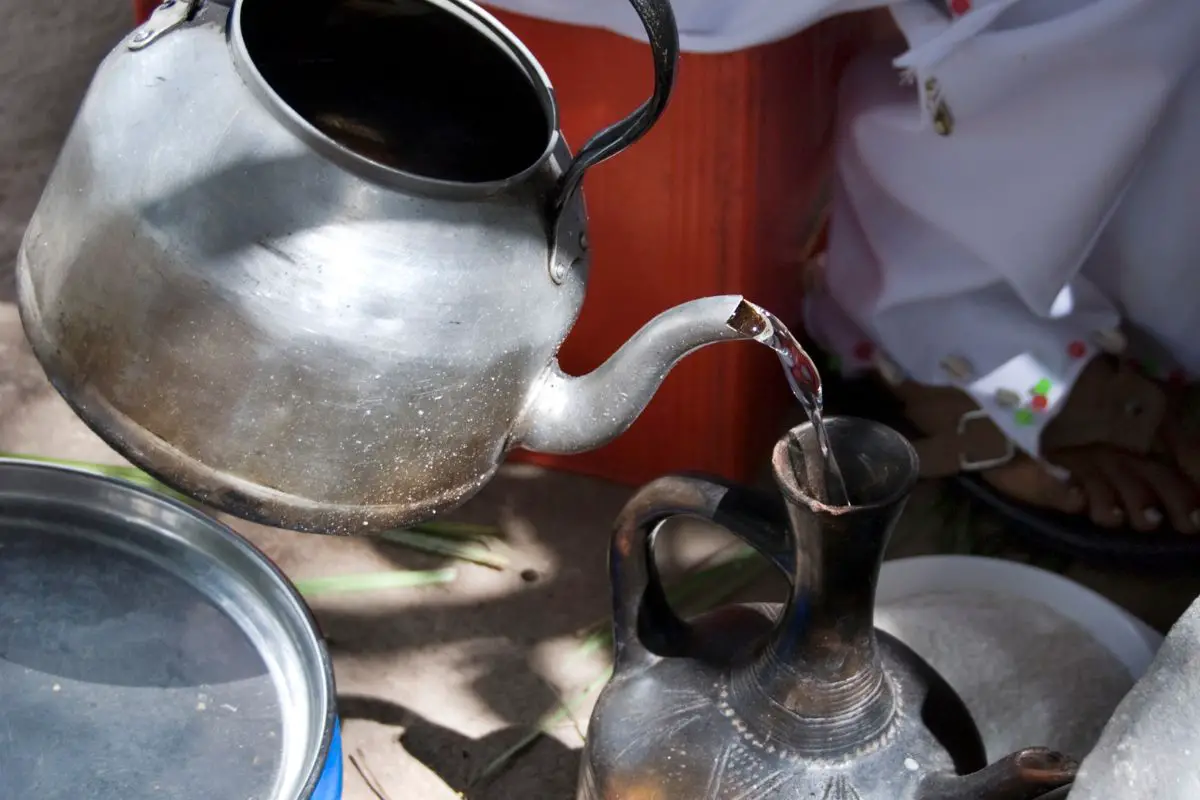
[1069, 594, 1200, 800]
[579, 418, 1078, 799]
[0, 459, 335, 799]
[15, 0, 750, 535]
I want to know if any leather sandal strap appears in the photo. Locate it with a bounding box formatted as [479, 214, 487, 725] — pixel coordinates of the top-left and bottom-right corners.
[898, 360, 1166, 479]
[1041, 364, 1164, 455]
[913, 410, 1015, 479]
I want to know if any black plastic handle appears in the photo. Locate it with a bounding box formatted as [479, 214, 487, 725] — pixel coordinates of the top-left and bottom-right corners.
[609, 474, 792, 671]
[551, 0, 680, 219]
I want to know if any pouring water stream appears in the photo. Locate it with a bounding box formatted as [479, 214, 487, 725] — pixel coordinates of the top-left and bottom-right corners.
[726, 300, 849, 506]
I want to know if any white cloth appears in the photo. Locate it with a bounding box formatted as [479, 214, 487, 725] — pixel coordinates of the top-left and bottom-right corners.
[805, 0, 1200, 460]
[481, 0, 892, 53]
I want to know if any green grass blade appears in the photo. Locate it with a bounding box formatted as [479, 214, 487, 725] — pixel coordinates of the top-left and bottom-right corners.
[408, 521, 504, 540]
[2, 452, 508, 570]
[378, 529, 509, 570]
[471, 670, 613, 788]
[575, 545, 766, 647]
[481, 547, 773, 784]
[0, 452, 196, 504]
[294, 567, 457, 597]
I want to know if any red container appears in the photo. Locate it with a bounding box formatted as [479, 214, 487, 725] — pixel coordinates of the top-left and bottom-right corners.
[483, 9, 873, 486]
[135, 0, 155, 23]
[132, 1, 874, 486]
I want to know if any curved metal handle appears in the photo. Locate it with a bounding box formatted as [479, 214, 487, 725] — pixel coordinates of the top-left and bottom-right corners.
[609, 474, 792, 671]
[550, 0, 680, 219]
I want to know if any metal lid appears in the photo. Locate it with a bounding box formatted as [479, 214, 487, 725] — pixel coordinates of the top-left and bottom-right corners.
[0, 461, 334, 799]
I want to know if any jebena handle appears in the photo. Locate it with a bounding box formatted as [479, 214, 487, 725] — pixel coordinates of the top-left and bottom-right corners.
[609, 474, 793, 671]
[550, 0, 680, 219]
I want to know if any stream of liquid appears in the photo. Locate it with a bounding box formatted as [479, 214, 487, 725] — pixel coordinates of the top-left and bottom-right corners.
[727, 300, 850, 506]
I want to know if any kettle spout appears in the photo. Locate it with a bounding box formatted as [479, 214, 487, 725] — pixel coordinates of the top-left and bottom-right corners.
[512, 296, 762, 454]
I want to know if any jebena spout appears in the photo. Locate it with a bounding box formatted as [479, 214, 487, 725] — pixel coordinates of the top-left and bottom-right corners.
[511, 295, 759, 454]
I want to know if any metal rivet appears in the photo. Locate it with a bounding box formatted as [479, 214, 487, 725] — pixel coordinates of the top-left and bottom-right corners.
[132, 27, 154, 42]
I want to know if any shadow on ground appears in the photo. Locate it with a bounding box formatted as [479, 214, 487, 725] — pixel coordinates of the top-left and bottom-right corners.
[340, 694, 581, 799]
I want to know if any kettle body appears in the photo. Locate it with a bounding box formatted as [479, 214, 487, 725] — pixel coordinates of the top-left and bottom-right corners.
[17, 0, 753, 534]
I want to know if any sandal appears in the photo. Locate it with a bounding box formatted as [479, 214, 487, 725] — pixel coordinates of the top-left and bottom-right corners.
[816, 351, 1200, 570]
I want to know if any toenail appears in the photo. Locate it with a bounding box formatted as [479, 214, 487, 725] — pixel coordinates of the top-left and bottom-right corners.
[1111, 506, 1125, 521]
[1142, 508, 1164, 528]
[1191, 510, 1200, 529]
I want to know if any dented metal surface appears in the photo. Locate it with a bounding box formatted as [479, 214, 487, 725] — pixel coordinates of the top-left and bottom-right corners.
[15, 0, 761, 535]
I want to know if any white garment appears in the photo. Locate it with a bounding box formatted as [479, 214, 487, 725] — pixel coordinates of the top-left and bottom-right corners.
[805, 0, 1200, 460]
[481, 0, 892, 53]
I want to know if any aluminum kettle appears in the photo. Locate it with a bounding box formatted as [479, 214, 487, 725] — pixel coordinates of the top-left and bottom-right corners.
[17, 0, 766, 534]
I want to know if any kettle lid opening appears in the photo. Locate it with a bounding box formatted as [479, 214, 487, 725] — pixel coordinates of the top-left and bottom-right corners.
[234, 0, 556, 185]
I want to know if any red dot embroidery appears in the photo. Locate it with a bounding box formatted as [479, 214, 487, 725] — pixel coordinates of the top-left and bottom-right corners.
[853, 341, 875, 361]
[950, 0, 972, 14]
[1067, 341, 1087, 359]
[1169, 369, 1187, 386]
[1030, 395, 1049, 412]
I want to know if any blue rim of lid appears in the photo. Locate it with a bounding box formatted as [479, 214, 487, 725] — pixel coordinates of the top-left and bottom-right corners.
[310, 718, 343, 800]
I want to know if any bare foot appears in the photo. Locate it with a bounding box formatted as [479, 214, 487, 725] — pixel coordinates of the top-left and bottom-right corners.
[896, 359, 1200, 534]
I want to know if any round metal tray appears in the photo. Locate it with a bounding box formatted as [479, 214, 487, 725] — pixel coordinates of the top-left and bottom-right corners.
[0, 460, 336, 799]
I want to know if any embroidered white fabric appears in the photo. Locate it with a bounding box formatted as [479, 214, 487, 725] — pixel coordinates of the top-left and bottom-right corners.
[480, 0, 889, 53]
[807, 0, 1200, 460]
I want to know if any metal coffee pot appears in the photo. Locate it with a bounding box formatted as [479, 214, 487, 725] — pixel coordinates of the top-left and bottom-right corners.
[579, 417, 1079, 800]
[15, 0, 769, 535]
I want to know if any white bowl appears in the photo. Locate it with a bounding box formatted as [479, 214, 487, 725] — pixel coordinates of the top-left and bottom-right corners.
[877, 555, 1162, 678]
[874, 555, 1163, 761]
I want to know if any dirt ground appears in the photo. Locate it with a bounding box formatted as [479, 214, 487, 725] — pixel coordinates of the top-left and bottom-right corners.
[5, 301, 1200, 799]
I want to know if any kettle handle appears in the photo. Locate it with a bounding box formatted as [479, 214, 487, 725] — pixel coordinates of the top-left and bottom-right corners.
[550, 0, 680, 219]
[609, 474, 792, 671]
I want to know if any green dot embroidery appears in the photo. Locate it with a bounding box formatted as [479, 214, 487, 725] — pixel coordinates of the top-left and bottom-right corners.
[1031, 379, 1052, 396]
[1141, 359, 1159, 377]
[1015, 408, 1035, 426]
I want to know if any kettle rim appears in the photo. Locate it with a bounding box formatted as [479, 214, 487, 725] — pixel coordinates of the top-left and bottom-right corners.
[226, 0, 562, 198]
